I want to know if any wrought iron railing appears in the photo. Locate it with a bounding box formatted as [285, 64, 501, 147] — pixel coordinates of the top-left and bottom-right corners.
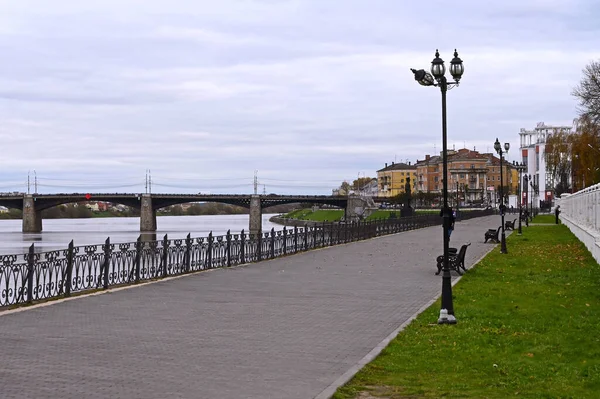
[0, 209, 493, 308]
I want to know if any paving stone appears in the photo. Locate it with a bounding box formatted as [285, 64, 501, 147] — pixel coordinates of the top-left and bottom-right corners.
[0, 215, 502, 399]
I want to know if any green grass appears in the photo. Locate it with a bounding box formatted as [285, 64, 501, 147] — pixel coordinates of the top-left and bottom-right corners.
[283, 209, 344, 222]
[532, 214, 557, 224]
[334, 225, 600, 398]
[285, 209, 446, 222]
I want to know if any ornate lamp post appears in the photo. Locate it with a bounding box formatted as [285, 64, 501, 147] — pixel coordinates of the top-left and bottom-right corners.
[411, 49, 464, 324]
[513, 161, 526, 235]
[528, 174, 533, 220]
[494, 138, 509, 254]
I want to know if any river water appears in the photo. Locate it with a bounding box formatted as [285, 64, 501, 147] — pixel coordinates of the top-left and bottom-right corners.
[0, 214, 284, 255]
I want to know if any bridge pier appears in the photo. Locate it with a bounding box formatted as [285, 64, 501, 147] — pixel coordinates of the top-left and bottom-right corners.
[249, 195, 262, 236]
[23, 195, 42, 233]
[140, 194, 157, 232]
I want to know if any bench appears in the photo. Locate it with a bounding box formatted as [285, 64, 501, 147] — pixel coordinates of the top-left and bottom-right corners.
[436, 243, 471, 275]
[484, 226, 502, 243]
[505, 218, 517, 231]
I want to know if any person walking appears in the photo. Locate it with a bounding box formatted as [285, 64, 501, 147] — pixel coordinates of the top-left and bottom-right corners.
[555, 205, 561, 224]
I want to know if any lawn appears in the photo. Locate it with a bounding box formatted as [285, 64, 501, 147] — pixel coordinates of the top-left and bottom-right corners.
[532, 214, 557, 224]
[334, 225, 600, 398]
[283, 209, 344, 222]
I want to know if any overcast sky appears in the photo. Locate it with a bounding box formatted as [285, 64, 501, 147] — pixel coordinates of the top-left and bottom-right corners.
[1, 0, 599, 195]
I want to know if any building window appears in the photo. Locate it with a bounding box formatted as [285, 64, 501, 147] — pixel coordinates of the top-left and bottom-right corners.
[434, 176, 439, 182]
[536, 152, 539, 172]
[471, 164, 475, 169]
[459, 173, 465, 178]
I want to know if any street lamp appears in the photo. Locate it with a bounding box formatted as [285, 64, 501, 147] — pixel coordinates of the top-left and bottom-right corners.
[513, 161, 526, 235]
[523, 174, 530, 226]
[528, 174, 534, 220]
[494, 138, 509, 254]
[411, 49, 464, 324]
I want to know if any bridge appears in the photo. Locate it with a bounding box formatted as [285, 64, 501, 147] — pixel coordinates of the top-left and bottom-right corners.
[0, 193, 373, 234]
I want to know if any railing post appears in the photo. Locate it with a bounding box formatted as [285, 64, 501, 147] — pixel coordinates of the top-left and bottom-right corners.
[270, 228, 275, 258]
[64, 240, 74, 297]
[162, 234, 169, 277]
[322, 221, 326, 247]
[207, 232, 213, 268]
[257, 231, 262, 261]
[294, 226, 298, 253]
[102, 237, 111, 289]
[26, 243, 35, 304]
[283, 227, 287, 255]
[240, 229, 246, 264]
[304, 224, 308, 251]
[135, 235, 141, 283]
[226, 230, 232, 267]
[185, 233, 192, 272]
[313, 224, 317, 248]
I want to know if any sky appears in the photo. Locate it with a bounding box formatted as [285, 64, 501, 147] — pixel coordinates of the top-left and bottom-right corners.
[1, 0, 599, 195]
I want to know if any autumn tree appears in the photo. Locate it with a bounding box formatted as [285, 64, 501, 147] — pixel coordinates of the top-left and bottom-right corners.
[572, 118, 600, 188]
[545, 130, 573, 195]
[572, 60, 600, 124]
[352, 177, 373, 191]
[545, 118, 600, 194]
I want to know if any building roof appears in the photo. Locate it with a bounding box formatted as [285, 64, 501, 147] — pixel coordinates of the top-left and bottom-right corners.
[377, 162, 417, 172]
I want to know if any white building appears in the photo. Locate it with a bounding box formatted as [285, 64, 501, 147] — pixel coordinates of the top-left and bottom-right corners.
[519, 122, 573, 207]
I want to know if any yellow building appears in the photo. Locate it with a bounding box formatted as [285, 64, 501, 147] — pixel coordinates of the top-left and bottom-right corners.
[376, 162, 417, 198]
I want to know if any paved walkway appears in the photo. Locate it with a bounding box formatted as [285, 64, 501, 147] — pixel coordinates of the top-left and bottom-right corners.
[0, 215, 502, 399]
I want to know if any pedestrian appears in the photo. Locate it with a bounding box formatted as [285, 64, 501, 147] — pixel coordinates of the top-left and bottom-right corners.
[439, 207, 456, 240]
[555, 205, 561, 224]
[449, 208, 456, 239]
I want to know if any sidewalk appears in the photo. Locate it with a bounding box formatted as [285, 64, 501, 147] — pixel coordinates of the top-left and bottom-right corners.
[0, 215, 502, 399]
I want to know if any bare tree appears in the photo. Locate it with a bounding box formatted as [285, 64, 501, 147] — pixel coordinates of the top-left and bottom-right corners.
[572, 60, 600, 124]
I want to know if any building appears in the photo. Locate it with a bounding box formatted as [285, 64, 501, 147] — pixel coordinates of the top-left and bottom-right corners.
[357, 178, 379, 197]
[376, 162, 417, 198]
[415, 148, 516, 206]
[519, 122, 573, 207]
[415, 154, 442, 193]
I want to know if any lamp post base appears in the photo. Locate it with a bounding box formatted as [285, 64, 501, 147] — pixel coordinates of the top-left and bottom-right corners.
[500, 232, 507, 254]
[438, 308, 457, 324]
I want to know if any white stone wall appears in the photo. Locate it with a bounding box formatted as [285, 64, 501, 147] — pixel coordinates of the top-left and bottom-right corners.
[557, 182, 600, 265]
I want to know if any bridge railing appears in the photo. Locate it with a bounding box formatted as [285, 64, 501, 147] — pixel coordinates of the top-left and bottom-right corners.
[0, 209, 493, 308]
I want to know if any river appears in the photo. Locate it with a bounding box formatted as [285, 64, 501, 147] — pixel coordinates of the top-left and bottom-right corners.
[0, 214, 284, 255]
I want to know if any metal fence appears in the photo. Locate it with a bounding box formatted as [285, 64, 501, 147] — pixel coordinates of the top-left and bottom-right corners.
[0, 209, 493, 308]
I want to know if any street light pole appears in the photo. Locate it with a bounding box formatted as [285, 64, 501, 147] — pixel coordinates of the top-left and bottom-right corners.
[494, 138, 509, 254]
[411, 49, 464, 325]
[513, 161, 526, 235]
[529, 174, 533, 220]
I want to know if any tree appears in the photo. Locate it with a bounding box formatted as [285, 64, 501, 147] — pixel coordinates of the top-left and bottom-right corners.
[545, 129, 575, 193]
[572, 60, 600, 124]
[170, 205, 184, 216]
[572, 118, 600, 188]
[336, 181, 351, 195]
[352, 177, 373, 191]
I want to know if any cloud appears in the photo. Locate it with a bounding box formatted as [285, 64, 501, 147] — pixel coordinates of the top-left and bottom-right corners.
[0, 0, 598, 194]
